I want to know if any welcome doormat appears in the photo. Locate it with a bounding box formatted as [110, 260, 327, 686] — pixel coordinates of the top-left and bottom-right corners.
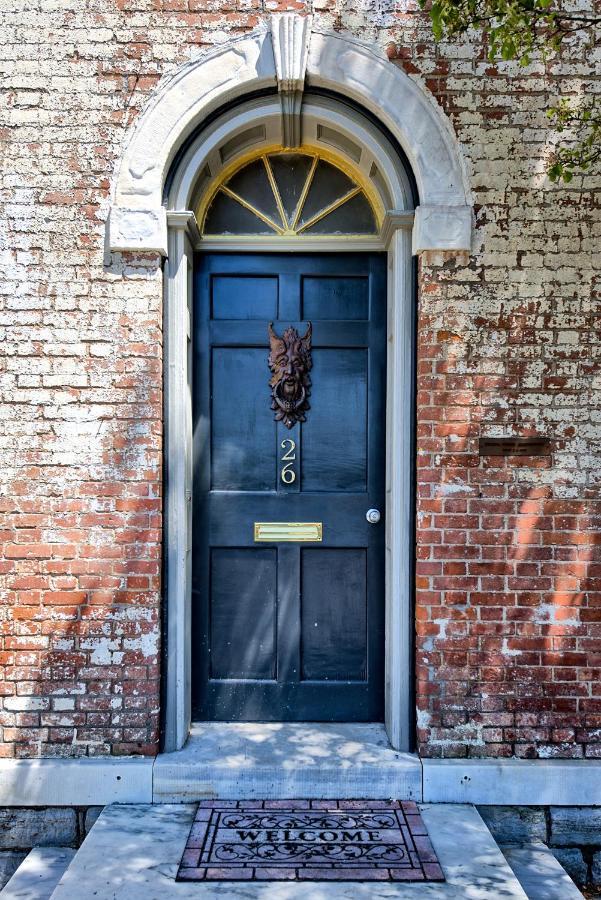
[177, 800, 444, 882]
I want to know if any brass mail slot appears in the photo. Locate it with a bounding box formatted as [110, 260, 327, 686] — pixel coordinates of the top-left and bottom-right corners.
[254, 522, 323, 542]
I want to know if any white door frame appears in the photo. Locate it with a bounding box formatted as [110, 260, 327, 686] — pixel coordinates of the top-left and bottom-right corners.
[107, 15, 472, 754]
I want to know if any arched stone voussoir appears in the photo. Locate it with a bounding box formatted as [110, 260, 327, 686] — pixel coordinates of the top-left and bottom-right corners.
[115, 29, 275, 207]
[306, 30, 472, 253]
[109, 29, 276, 253]
[307, 30, 469, 207]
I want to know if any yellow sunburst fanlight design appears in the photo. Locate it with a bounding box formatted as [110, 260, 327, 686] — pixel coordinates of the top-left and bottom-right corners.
[200, 150, 381, 238]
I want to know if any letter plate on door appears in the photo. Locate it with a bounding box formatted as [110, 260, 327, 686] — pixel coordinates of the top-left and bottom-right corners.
[254, 522, 323, 542]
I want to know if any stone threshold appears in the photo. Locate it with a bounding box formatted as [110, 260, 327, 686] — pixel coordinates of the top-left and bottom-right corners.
[1, 723, 600, 807]
[154, 723, 421, 803]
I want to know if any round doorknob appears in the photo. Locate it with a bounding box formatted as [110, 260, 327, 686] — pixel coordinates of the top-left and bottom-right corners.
[366, 508, 381, 524]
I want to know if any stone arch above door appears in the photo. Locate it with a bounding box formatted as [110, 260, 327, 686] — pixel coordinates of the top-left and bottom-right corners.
[107, 15, 472, 257]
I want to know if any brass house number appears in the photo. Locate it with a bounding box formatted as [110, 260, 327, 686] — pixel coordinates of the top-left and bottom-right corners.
[280, 438, 296, 485]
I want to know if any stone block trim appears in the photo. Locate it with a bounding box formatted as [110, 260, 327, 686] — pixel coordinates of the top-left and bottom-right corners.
[478, 806, 547, 845]
[0, 0, 600, 760]
[0, 852, 27, 892]
[0, 808, 77, 849]
[550, 848, 588, 887]
[550, 808, 601, 847]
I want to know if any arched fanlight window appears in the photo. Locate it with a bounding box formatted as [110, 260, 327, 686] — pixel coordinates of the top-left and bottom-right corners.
[201, 151, 380, 238]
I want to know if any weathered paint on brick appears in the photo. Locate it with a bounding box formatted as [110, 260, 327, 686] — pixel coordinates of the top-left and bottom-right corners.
[0, 0, 600, 758]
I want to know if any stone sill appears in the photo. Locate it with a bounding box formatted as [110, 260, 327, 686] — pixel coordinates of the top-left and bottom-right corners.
[423, 758, 601, 806]
[0, 758, 153, 807]
[1, 728, 600, 806]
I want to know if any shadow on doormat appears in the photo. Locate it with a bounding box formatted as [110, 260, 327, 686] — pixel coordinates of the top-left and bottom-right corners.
[177, 799, 445, 882]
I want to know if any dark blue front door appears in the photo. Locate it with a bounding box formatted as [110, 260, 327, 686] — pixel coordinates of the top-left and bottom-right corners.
[192, 253, 386, 721]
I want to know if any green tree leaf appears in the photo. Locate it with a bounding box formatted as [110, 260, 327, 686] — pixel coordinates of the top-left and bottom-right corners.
[417, 0, 601, 180]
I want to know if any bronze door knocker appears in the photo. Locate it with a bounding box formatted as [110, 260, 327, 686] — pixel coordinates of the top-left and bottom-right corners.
[267, 322, 312, 429]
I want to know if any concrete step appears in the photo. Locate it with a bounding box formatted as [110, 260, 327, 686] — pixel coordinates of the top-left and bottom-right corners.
[154, 722, 422, 802]
[500, 841, 584, 900]
[48, 801, 529, 898]
[0, 848, 76, 900]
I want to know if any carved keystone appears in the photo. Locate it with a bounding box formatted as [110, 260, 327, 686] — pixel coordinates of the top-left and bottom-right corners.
[271, 14, 312, 149]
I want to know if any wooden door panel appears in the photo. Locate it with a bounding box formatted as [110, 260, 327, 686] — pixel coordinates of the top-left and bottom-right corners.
[211, 348, 276, 491]
[300, 548, 367, 682]
[209, 548, 276, 680]
[210, 320, 369, 348]
[301, 349, 368, 492]
[301, 275, 369, 320]
[206, 493, 370, 545]
[211, 275, 278, 320]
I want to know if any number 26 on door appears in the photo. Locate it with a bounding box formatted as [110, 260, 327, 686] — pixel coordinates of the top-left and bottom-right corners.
[280, 438, 296, 484]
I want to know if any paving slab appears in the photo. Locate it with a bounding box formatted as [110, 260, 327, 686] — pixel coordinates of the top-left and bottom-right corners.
[1, 847, 76, 900]
[153, 723, 422, 802]
[49, 803, 528, 899]
[501, 842, 583, 900]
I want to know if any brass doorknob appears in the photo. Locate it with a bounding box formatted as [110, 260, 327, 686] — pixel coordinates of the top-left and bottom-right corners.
[366, 509, 381, 524]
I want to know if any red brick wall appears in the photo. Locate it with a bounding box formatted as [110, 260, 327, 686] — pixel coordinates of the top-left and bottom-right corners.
[0, 247, 163, 756]
[1, 0, 599, 757]
[402, 7, 601, 757]
[415, 253, 600, 758]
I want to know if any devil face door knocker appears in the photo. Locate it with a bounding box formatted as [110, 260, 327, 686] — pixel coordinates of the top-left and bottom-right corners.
[268, 322, 312, 429]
